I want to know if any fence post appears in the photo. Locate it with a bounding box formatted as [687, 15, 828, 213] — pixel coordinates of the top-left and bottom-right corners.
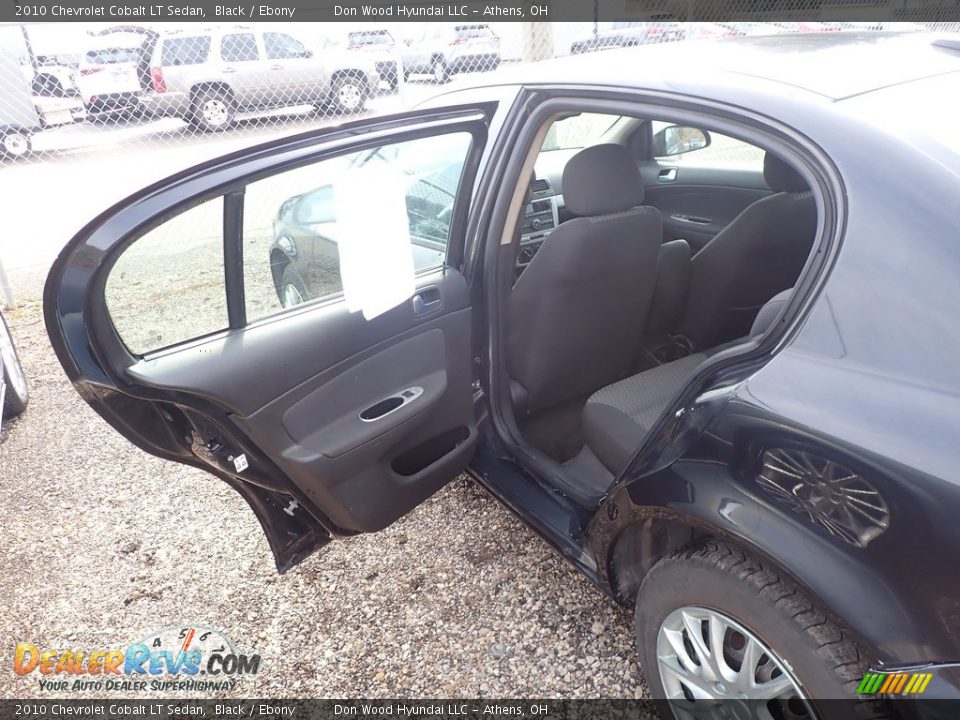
[521, 21, 554, 63]
[0, 256, 15, 309]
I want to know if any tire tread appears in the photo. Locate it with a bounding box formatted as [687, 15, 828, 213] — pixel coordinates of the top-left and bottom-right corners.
[651, 540, 871, 692]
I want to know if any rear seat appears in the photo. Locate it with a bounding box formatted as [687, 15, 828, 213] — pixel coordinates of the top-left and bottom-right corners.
[582, 289, 793, 474]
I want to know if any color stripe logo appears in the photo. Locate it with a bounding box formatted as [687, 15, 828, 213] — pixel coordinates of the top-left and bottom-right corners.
[858, 671, 933, 695]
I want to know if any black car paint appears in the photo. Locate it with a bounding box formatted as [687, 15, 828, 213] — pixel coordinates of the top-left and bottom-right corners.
[44, 35, 960, 683]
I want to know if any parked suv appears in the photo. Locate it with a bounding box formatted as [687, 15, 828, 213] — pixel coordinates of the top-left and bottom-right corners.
[400, 24, 500, 83]
[140, 27, 378, 131]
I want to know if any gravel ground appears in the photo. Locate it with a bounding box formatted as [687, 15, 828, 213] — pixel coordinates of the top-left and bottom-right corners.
[0, 280, 649, 699]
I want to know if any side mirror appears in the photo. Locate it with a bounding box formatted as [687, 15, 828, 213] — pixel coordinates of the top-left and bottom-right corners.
[293, 186, 336, 225]
[652, 125, 711, 157]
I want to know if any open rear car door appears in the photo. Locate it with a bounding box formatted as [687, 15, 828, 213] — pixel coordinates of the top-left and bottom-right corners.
[44, 106, 492, 571]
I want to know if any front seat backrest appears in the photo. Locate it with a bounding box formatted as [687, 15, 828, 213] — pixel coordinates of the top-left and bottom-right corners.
[680, 153, 817, 349]
[507, 144, 663, 413]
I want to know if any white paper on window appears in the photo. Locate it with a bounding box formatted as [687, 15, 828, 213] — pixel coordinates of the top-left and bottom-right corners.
[334, 164, 416, 320]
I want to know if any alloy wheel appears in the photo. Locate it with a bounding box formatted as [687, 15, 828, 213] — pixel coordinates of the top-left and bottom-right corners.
[282, 283, 304, 308]
[202, 99, 230, 128]
[337, 82, 363, 112]
[2, 132, 30, 158]
[657, 606, 813, 715]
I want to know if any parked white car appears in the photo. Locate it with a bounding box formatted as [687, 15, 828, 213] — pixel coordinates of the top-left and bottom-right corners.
[75, 36, 144, 118]
[400, 23, 501, 83]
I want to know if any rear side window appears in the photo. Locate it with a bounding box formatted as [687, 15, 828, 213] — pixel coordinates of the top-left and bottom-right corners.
[220, 33, 259, 63]
[263, 33, 309, 60]
[85, 48, 139, 65]
[162, 36, 211, 66]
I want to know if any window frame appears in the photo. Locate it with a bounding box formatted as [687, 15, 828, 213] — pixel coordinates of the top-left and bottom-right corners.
[239, 128, 479, 326]
[93, 110, 491, 360]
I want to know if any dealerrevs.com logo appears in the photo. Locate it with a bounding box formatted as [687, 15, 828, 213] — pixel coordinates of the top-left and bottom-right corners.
[13, 625, 261, 692]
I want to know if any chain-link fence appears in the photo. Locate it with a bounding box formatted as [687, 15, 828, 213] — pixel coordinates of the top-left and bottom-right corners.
[2, 16, 959, 308]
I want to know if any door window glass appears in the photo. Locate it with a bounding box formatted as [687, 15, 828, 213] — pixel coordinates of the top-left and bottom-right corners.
[105, 197, 227, 355]
[161, 36, 211, 66]
[243, 132, 472, 322]
[652, 120, 764, 167]
[263, 33, 308, 60]
[221, 33, 259, 63]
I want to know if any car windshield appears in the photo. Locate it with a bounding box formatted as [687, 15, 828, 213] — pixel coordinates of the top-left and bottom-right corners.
[541, 113, 621, 151]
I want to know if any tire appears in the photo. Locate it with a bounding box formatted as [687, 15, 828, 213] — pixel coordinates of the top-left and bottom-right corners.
[190, 87, 235, 132]
[279, 263, 309, 309]
[330, 74, 367, 114]
[0, 312, 28, 418]
[1, 131, 31, 159]
[635, 540, 874, 707]
[432, 56, 449, 84]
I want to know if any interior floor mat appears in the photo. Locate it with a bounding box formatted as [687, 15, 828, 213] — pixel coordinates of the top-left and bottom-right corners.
[518, 394, 589, 462]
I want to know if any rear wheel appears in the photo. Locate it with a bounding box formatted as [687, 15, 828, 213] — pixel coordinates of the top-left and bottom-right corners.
[330, 74, 367, 114]
[0, 312, 28, 418]
[280, 264, 308, 309]
[191, 88, 235, 132]
[635, 541, 873, 708]
[1, 130, 31, 159]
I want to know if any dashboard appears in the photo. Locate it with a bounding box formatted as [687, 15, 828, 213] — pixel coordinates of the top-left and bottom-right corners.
[517, 151, 574, 267]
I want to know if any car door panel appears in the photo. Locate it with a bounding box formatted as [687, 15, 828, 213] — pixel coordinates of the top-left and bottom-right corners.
[44, 106, 491, 568]
[126, 271, 475, 534]
[640, 164, 770, 252]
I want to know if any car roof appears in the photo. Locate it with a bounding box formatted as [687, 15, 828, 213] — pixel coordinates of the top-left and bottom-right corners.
[485, 32, 960, 102]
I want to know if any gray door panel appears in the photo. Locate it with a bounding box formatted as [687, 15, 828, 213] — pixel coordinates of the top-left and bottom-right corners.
[640, 164, 770, 253]
[128, 270, 476, 533]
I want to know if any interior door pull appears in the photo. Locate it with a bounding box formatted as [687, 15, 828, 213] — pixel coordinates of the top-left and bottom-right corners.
[359, 386, 424, 422]
[412, 287, 442, 316]
[658, 167, 678, 183]
[671, 213, 712, 225]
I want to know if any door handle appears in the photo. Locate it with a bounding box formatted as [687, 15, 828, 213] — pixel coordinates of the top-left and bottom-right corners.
[671, 213, 712, 225]
[359, 386, 424, 422]
[658, 167, 678, 183]
[412, 286, 442, 316]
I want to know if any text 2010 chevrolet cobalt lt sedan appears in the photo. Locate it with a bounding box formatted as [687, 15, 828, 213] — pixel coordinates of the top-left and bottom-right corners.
[44, 32, 960, 708]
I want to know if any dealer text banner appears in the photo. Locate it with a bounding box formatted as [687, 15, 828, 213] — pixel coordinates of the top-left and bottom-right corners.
[6, 0, 960, 22]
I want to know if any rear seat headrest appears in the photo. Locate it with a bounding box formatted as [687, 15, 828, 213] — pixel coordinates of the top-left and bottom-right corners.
[750, 289, 794, 336]
[562, 143, 644, 217]
[763, 153, 809, 193]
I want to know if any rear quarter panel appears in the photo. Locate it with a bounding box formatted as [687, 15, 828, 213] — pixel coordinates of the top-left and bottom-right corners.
[594, 94, 960, 665]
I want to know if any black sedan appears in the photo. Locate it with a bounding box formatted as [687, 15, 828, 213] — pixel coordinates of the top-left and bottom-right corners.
[268, 155, 461, 309]
[45, 32, 960, 707]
